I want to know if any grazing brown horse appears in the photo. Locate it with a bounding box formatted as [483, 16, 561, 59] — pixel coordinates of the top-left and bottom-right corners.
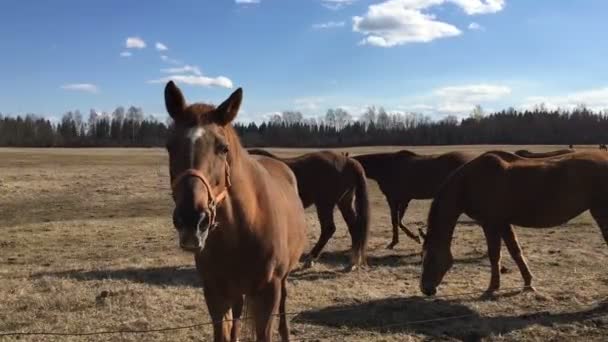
[247, 148, 370, 269]
[600, 144, 607, 151]
[420, 150, 608, 297]
[165, 81, 307, 341]
[353, 150, 475, 249]
[514, 149, 575, 158]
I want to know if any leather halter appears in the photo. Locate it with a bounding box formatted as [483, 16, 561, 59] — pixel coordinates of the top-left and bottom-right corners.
[171, 161, 232, 229]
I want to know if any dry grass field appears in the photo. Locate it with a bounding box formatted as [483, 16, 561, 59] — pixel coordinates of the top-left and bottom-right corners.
[2, 145, 608, 341]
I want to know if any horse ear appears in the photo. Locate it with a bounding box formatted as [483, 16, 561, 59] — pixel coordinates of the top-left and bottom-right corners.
[164, 81, 186, 120]
[214, 88, 243, 126]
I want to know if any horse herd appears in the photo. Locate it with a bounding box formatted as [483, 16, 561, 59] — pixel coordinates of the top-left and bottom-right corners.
[163, 82, 608, 341]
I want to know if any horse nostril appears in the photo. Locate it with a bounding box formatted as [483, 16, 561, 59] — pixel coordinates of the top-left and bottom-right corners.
[196, 212, 210, 231]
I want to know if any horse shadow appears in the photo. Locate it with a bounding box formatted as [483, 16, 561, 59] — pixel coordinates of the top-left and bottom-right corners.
[35, 265, 201, 288]
[295, 296, 608, 341]
[311, 250, 486, 268]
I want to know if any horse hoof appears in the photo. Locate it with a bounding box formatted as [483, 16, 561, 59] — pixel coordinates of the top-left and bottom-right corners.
[303, 259, 315, 269]
[387, 242, 397, 250]
[413, 236, 421, 244]
[523, 285, 537, 293]
[480, 290, 497, 300]
[500, 266, 509, 274]
[344, 264, 357, 272]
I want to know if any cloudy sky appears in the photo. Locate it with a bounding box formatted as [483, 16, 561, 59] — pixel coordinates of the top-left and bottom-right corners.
[1, 0, 607, 122]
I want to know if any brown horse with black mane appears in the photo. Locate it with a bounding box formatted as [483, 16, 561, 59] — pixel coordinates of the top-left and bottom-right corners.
[514, 149, 575, 158]
[353, 150, 475, 249]
[247, 148, 370, 269]
[165, 81, 307, 341]
[420, 150, 608, 297]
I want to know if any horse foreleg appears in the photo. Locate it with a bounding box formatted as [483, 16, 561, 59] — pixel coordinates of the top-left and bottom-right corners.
[590, 207, 608, 246]
[253, 280, 281, 342]
[305, 205, 336, 267]
[397, 201, 421, 244]
[278, 278, 290, 342]
[203, 287, 232, 342]
[482, 224, 502, 295]
[338, 194, 365, 269]
[231, 295, 244, 342]
[501, 224, 534, 291]
[387, 200, 400, 249]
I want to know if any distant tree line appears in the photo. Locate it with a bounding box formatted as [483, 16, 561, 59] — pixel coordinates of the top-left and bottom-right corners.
[1, 104, 608, 147]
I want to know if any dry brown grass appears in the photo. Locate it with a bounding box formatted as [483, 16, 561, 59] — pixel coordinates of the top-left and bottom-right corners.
[1, 145, 608, 341]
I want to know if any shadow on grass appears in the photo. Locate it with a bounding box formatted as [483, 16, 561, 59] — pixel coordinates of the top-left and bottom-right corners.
[313, 249, 486, 268]
[36, 265, 200, 288]
[295, 296, 608, 341]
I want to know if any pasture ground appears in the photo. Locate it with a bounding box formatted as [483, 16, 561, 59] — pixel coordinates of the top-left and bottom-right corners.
[1, 145, 608, 341]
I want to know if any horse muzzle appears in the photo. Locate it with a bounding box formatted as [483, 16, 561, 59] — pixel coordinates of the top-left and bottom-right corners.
[176, 212, 211, 253]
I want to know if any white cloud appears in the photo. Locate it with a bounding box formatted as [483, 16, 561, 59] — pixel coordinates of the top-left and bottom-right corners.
[313, 21, 346, 29]
[155, 42, 168, 51]
[294, 97, 327, 111]
[468, 22, 483, 30]
[61, 83, 99, 94]
[352, 0, 505, 47]
[120, 51, 132, 57]
[126, 37, 146, 49]
[148, 75, 233, 89]
[522, 87, 608, 112]
[160, 55, 181, 65]
[432, 84, 511, 113]
[321, 0, 356, 10]
[450, 0, 505, 15]
[161, 65, 202, 76]
[353, 0, 461, 47]
[235, 0, 260, 4]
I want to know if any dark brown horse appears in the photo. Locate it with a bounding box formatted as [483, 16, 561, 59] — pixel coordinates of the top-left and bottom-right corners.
[353, 150, 475, 249]
[514, 149, 575, 158]
[165, 81, 307, 341]
[247, 148, 370, 269]
[600, 144, 607, 151]
[420, 150, 608, 297]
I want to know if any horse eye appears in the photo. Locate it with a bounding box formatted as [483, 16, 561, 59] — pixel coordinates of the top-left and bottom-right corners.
[218, 143, 229, 154]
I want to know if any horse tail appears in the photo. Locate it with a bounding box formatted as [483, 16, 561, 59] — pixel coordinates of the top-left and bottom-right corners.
[350, 158, 371, 266]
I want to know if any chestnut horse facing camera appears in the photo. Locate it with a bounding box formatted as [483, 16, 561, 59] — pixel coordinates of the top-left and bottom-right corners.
[247, 148, 370, 270]
[165, 81, 307, 342]
[420, 150, 608, 297]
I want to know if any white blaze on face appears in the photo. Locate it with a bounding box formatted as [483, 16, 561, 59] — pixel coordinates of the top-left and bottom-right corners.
[186, 127, 205, 166]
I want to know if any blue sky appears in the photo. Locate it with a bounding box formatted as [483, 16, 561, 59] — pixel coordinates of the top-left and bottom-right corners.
[1, 0, 608, 123]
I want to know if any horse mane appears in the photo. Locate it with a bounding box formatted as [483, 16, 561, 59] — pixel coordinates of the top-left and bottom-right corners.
[247, 148, 279, 159]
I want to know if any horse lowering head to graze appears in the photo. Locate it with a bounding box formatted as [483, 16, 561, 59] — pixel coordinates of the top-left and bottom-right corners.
[353, 150, 476, 249]
[514, 149, 575, 158]
[420, 150, 608, 297]
[248, 148, 370, 270]
[165, 81, 307, 342]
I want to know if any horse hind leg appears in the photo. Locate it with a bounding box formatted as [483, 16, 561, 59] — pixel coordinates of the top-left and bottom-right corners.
[338, 193, 364, 270]
[481, 224, 502, 296]
[387, 200, 400, 249]
[305, 204, 336, 268]
[397, 200, 421, 244]
[278, 278, 290, 342]
[501, 224, 535, 292]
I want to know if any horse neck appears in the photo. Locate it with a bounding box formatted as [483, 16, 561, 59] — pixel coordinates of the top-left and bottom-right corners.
[218, 127, 258, 227]
[425, 176, 464, 250]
